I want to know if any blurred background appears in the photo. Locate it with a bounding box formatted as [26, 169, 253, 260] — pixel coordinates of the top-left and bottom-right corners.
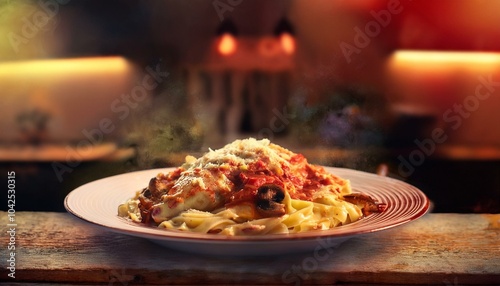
[1, 0, 499, 213]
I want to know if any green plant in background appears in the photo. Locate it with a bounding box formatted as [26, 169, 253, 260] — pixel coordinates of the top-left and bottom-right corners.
[121, 85, 204, 169]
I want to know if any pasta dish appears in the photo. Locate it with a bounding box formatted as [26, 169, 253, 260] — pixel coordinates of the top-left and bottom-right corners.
[118, 138, 385, 235]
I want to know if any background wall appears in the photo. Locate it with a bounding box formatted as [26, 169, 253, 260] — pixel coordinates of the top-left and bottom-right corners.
[1, 0, 499, 213]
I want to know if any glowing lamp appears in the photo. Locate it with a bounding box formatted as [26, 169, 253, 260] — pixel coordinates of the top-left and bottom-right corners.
[215, 19, 238, 56]
[274, 17, 296, 55]
[280, 32, 295, 55]
[218, 33, 237, 56]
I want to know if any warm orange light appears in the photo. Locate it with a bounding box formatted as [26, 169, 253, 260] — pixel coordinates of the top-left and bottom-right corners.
[391, 50, 500, 65]
[280, 33, 295, 55]
[217, 33, 237, 56]
[0, 57, 130, 77]
[389, 50, 500, 74]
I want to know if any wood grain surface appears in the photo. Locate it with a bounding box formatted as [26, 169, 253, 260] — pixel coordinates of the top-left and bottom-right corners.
[1, 212, 499, 285]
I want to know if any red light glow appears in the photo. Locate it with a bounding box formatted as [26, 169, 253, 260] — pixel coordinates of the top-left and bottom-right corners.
[280, 33, 295, 55]
[218, 33, 237, 56]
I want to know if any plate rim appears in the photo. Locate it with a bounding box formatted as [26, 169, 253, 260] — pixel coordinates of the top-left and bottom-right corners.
[64, 167, 430, 243]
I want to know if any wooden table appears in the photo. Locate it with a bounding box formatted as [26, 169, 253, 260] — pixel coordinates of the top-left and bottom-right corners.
[1, 212, 499, 285]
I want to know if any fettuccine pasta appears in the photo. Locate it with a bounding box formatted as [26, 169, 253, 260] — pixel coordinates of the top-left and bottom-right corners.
[118, 138, 384, 235]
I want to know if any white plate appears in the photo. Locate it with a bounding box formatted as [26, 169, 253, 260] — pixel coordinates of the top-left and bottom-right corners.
[64, 167, 430, 256]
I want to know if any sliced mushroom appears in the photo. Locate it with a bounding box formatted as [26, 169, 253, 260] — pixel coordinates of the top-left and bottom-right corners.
[255, 184, 286, 217]
[343, 193, 387, 216]
[138, 177, 166, 224]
